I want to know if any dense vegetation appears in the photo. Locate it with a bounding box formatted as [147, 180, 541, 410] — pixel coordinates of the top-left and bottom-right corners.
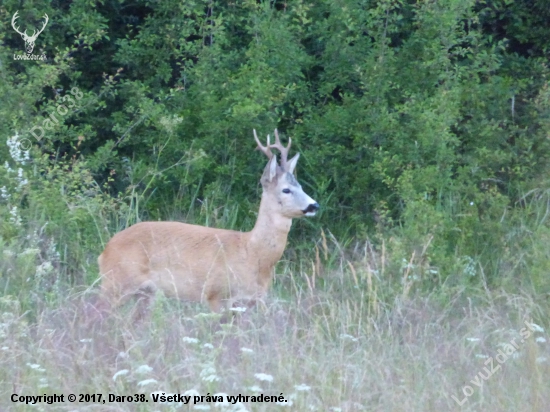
[1, 1, 550, 410]
[2, 0, 550, 294]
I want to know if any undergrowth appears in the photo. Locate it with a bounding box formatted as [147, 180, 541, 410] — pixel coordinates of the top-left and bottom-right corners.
[1, 133, 550, 411]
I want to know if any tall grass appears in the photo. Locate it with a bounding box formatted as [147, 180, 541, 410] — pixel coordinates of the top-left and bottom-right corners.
[1, 238, 549, 411]
[1, 136, 550, 411]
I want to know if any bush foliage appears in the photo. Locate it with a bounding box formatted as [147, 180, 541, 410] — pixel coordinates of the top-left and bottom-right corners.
[1, 0, 550, 295]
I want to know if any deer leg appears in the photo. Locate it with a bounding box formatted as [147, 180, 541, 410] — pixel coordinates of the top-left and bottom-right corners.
[207, 293, 223, 312]
[132, 280, 157, 321]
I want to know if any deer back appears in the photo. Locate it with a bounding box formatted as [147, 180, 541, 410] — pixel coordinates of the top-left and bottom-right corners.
[98, 129, 319, 312]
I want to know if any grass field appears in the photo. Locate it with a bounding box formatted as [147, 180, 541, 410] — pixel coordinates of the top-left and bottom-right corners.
[3, 1, 550, 408]
[2, 135, 549, 411]
[1, 248, 548, 412]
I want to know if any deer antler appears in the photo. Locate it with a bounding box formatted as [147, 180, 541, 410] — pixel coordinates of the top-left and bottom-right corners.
[270, 129, 291, 170]
[254, 129, 274, 160]
[254, 129, 293, 170]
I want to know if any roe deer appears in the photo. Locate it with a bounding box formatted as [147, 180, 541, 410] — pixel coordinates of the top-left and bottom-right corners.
[97, 129, 319, 313]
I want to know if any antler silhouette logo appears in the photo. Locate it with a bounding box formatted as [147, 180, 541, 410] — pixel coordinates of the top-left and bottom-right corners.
[11, 11, 49, 54]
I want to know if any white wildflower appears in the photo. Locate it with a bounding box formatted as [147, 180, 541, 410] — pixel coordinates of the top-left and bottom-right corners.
[0, 186, 10, 200]
[201, 374, 220, 383]
[462, 256, 476, 277]
[112, 369, 129, 381]
[248, 386, 262, 393]
[230, 306, 247, 313]
[294, 384, 311, 391]
[137, 378, 158, 387]
[9, 206, 21, 226]
[134, 364, 153, 374]
[528, 323, 545, 333]
[536, 356, 548, 363]
[7, 133, 30, 165]
[36, 262, 54, 277]
[194, 312, 221, 320]
[46, 241, 60, 261]
[226, 403, 248, 412]
[200, 364, 219, 382]
[466, 337, 481, 342]
[183, 337, 200, 344]
[203, 343, 214, 349]
[254, 373, 273, 382]
[240, 347, 253, 354]
[16, 168, 28, 191]
[79, 338, 93, 343]
[339, 334, 358, 342]
[213, 393, 229, 406]
[536, 336, 546, 343]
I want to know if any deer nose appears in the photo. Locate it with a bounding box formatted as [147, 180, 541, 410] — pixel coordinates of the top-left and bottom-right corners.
[305, 203, 319, 213]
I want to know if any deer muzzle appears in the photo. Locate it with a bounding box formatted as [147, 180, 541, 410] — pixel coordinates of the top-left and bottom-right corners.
[303, 202, 320, 216]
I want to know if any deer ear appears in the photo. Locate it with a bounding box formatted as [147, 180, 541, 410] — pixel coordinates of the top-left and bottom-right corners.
[287, 153, 300, 175]
[262, 156, 278, 183]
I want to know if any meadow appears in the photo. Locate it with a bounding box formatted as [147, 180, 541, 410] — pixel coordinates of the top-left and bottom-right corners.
[2, 1, 550, 410]
[1, 230, 549, 411]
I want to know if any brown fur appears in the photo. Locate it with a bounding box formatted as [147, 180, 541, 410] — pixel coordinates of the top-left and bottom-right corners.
[97, 130, 318, 312]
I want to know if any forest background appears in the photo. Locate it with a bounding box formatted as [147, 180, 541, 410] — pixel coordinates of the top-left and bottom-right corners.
[1, 1, 550, 410]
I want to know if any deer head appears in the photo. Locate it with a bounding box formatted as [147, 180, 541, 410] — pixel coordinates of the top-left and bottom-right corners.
[254, 129, 319, 218]
[12, 11, 49, 54]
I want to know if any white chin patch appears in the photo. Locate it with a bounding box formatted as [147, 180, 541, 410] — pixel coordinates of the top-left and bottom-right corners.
[304, 211, 317, 217]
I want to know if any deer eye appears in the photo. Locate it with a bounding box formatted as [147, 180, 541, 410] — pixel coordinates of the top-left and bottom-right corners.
[282, 188, 291, 194]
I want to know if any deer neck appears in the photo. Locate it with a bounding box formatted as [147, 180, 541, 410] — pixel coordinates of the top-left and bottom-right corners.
[247, 192, 292, 267]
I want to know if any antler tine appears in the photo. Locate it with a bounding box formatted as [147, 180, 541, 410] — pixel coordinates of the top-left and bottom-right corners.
[11, 11, 24, 36]
[269, 129, 291, 170]
[36, 14, 49, 36]
[253, 129, 273, 159]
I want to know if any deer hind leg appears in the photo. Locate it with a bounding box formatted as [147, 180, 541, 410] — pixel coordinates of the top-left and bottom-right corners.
[92, 275, 123, 321]
[97, 262, 154, 319]
[207, 292, 223, 313]
[131, 280, 158, 321]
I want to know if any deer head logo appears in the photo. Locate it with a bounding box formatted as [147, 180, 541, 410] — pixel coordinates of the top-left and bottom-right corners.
[11, 11, 49, 54]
